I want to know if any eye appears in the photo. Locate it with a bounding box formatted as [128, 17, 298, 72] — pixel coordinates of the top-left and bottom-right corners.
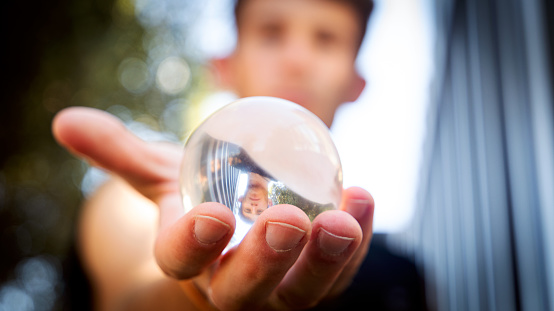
[256, 209, 264, 215]
[244, 208, 252, 213]
[258, 22, 283, 44]
[315, 29, 338, 49]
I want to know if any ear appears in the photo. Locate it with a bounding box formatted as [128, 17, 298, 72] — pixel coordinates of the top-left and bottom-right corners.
[345, 71, 366, 102]
[210, 56, 236, 90]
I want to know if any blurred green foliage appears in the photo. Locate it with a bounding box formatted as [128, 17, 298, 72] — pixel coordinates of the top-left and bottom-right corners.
[269, 182, 335, 221]
[1, 0, 210, 308]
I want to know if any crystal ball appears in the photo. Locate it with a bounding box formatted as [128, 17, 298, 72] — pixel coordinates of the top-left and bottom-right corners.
[180, 96, 342, 250]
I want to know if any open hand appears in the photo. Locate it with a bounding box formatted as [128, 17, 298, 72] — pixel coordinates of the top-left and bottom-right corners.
[53, 107, 374, 310]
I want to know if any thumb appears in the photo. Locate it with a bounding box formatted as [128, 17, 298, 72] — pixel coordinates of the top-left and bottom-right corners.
[52, 107, 182, 200]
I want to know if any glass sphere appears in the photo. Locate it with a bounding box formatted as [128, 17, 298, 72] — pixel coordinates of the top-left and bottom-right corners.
[180, 96, 342, 250]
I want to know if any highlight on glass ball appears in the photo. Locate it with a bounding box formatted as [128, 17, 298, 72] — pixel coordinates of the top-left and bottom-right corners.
[179, 96, 343, 250]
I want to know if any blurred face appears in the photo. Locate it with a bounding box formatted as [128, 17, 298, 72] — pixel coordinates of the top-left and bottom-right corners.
[240, 173, 269, 222]
[227, 0, 364, 127]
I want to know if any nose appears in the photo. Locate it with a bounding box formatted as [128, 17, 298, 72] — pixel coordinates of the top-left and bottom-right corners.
[281, 32, 313, 77]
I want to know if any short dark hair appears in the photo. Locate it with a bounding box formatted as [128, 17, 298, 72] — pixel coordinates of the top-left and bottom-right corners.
[234, 0, 374, 51]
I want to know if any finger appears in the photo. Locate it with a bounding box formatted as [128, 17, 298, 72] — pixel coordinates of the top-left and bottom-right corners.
[209, 205, 311, 311]
[52, 107, 182, 198]
[154, 200, 236, 280]
[328, 187, 375, 297]
[271, 210, 362, 309]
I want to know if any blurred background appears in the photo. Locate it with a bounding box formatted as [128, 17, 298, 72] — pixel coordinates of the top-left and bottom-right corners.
[1, 0, 553, 310]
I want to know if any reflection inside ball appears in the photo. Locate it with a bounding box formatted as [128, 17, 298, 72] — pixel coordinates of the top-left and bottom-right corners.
[180, 96, 343, 250]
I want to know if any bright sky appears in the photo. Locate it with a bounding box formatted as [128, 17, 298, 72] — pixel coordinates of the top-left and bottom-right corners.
[332, 0, 435, 232]
[191, 0, 436, 233]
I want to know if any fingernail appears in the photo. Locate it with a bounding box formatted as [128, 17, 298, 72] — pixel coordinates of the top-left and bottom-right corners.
[266, 221, 306, 252]
[346, 199, 371, 220]
[318, 228, 354, 256]
[194, 215, 230, 245]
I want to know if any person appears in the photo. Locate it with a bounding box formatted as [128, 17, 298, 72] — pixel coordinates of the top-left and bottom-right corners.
[52, 0, 376, 309]
[239, 173, 271, 223]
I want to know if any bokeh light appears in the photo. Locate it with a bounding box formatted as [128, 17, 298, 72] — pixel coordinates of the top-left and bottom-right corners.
[156, 56, 191, 94]
[0, 256, 61, 311]
[118, 57, 151, 94]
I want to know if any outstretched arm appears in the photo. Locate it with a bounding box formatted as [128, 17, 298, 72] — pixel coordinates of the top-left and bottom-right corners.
[53, 107, 375, 310]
